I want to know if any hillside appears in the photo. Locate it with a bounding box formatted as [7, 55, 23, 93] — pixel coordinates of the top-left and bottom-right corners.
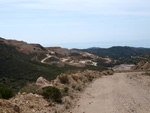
[0, 40, 79, 91]
[0, 38, 108, 91]
[2, 37, 150, 92]
[76, 46, 150, 59]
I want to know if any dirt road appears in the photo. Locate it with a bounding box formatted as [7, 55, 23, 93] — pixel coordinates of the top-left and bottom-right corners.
[41, 54, 51, 63]
[71, 72, 150, 113]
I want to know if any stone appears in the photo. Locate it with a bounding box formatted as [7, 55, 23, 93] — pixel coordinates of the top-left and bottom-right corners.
[36, 76, 53, 90]
[13, 104, 20, 112]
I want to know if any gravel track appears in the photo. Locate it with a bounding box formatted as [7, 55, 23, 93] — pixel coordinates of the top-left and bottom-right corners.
[71, 72, 150, 113]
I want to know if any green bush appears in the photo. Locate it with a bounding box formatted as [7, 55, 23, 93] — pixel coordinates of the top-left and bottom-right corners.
[42, 87, 62, 102]
[64, 87, 69, 93]
[0, 88, 14, 99]
[59, 74, 69, 84]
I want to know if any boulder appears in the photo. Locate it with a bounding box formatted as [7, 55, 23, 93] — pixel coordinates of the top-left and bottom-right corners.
[35, 77, 53, 90]
[133, 61, 150, 71]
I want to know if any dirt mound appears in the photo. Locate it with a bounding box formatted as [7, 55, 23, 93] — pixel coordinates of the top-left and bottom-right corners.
[133, 61, 150, 71]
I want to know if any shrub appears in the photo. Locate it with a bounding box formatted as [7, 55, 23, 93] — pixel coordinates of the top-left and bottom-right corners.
[76, 86, 82, 91]
[64, 87, 69, 93]
[59, 74, 69, 84]
[87, 76, 93, 82]
[72, 84, 76, 89]
[72, 85, 82, 91]
[42, 87, 62, 102]
[0, 87, 14, 99]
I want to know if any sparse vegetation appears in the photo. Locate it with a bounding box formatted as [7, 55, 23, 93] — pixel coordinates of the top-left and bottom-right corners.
[42, 87, 62, 102]
[0, 87, 14, 99]
[71, 84, 82, 91]
[143, 72, 150, 76]
[64, 87, 69, 93]
[37, 53, 46, 61]
[72, 84, 76, 89]
[45, 57, 59, 62]
[19, 83, 39, 94]
[106, 70, 113, 75]
[87, 76, 93, 82]
[76, 86, 82, 91]
[59, 74, 69, 84]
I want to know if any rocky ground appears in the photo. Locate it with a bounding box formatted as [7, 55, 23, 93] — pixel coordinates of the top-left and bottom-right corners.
[0, 70, 113, 113]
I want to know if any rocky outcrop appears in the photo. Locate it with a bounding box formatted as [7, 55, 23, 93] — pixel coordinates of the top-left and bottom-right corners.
[133, 61, 150, 71]
[35, 77, 53, 90]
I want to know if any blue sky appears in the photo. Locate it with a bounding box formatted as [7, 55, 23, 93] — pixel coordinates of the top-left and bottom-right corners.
[0, 0, 150, 49]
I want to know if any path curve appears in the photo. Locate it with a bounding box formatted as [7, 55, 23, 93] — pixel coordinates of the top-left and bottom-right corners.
[41, 54, 51, 63]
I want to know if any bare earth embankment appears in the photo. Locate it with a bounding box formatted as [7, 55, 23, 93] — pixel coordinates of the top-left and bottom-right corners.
[71, 72, 150, 113]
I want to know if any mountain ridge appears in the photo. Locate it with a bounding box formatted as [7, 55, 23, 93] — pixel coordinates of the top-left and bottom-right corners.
[75, 46, 150, 59]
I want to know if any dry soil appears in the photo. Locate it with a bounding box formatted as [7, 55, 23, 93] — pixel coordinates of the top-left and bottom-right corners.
[71, 72, 150, 113]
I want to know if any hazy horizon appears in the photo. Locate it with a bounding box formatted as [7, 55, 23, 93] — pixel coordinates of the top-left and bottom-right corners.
[2, 37, 150, 49]
[0, 0, 150, 49]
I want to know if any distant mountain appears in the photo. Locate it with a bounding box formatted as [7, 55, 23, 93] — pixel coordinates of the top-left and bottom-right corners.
[76, 46, 150, 59]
